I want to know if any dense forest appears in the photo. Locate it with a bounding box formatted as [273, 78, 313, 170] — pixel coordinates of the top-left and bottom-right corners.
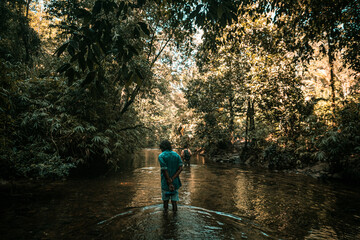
[1, 0, 359, 180]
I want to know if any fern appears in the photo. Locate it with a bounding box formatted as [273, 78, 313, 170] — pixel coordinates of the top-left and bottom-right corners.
[313, 151, 326, 162]
[92, 136, 102, 143]
[103, 147, 112, 155]
[114, 142, 122, 149]
[86, 125, 97, 132]
[73, 125, 85, 133]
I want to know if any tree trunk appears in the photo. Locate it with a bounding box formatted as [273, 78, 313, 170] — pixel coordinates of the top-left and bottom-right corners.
[327, 30, 336, 118]
[26, 0, 32, 18]
[21, 26, 30, 63]
[227, 57, 235, 144]
[249, 100, 255, 131]
[244, 99, 251, 150]
[229, 92, 235, 138]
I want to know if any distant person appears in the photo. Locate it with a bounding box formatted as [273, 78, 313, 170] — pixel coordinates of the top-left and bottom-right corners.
[181, 144, 192, 167]
[158, 140, 183, 211]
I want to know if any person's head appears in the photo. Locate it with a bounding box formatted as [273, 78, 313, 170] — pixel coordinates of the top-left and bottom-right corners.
[183, 144, 188, 149]
[160, 140, 172, 152]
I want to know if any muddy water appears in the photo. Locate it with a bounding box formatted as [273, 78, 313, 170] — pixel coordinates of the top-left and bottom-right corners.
[1, 149, 360, 239]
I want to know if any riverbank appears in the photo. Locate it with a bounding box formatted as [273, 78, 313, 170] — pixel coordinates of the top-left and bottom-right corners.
[209, 151, 360, 183]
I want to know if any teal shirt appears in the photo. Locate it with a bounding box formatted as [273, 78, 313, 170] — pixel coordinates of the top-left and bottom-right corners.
[158, 150, 183, 191]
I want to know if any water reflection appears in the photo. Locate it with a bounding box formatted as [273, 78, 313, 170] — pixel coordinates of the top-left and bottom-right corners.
[1, 149, 360, 239]
[100, 205, 275, 239]
[124, 149, 360, 239]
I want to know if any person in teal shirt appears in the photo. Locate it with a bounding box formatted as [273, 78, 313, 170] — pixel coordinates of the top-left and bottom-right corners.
[158, 140, 183, 211]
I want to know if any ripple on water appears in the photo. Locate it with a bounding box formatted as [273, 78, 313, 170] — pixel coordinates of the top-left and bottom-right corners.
[97, 205, 279, 239]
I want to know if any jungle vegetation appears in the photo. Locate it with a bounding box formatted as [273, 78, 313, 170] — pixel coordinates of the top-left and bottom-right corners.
[1, 0, 359, 180]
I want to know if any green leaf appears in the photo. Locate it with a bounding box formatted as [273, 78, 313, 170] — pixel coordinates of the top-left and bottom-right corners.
[190, 5, 202, 19]
[125, 72, 134, 88]
[117, 1, 125, 18]
[134, 27, 140, 38]
[76, 8, 92, 19]
[87, 50, 95, 70]
[83, 27, 96, 41]
[137, 0, 146, 7]
[70, 52, 79, 63]
[57, 63, 71, 73]
[196, 13, 205, 27]
[78, 52, 87, 72]
[74, 125, 85, 133]
[55, 42, 69, 57]
[69, 39, 79, 50]
[129, 72, 141, 85]
[123, 4, 128, 16]
[87, 47, 99, 64]
[103, 147, 112, 155]
[103, 0, 114, 15]
[81, 71, 97, 87]
[220, 15, 227, 27]
[65, 68, 75, 85]
[92, 136, 102, 143]
[127, 45, 138, 55]
[135, 69, 144, 79]
[97, 67, 106, 82]
[92, 0, 102, 16]
[92, 44, 101, 58]
[68, 45, 75, 56]
[314, 151, 326, 162]
[217, 5, 224, 18]
[138, 22, 150, 36]
[105, 129, 113, 134]
[95, 80, 105, 96]
[87, 57, 94, 71]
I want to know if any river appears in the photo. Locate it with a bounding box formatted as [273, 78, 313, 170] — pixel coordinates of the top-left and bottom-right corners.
[1, 149, 360, 239]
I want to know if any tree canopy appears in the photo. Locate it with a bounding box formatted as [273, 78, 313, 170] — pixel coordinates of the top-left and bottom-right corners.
[1, 0, 359, 180]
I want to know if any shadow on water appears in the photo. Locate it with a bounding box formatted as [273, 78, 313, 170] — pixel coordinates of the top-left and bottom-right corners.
[1, 149, 360, 239]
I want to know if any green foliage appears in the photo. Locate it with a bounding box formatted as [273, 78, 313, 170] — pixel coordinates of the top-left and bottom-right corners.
[314, 101, 360, 171]
[187, 11, 311, 157]
[53, 0, 151, 102]
[263, 144, 297, 170]
[262, 0, 360, 71]
[0, 0, 41, 63]
[185, 3, 360, 178]
[1, 0, 360, 180]
[2, 72, 149, 179]
[0, 61, 18, 178]
[185, 74, 236, 153]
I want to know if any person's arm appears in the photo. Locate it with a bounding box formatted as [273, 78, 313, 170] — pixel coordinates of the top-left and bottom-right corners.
[162, 169, 175, 191]
[171, 166, 183, 181]
[163, 170, 173, 185]
[159, 154, 174, 189]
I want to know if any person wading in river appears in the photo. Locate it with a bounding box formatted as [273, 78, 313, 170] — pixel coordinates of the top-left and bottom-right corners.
[158, 140, 183, 211]
[181, 144, 192, 167]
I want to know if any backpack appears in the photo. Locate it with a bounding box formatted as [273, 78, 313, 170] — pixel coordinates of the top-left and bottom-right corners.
[184, 149, 191, 160]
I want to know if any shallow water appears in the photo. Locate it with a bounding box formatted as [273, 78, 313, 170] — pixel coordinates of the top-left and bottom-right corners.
[1, 149, 360, 239]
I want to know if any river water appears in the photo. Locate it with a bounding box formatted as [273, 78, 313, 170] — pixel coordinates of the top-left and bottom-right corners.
[1, 149, 360, 239]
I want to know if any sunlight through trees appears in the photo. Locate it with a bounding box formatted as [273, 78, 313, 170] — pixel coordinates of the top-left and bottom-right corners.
[0, 0, 359, 180]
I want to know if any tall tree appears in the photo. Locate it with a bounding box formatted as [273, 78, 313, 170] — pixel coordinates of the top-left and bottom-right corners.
[0, 0, 40, 63]
[257, 0, 360, 116]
